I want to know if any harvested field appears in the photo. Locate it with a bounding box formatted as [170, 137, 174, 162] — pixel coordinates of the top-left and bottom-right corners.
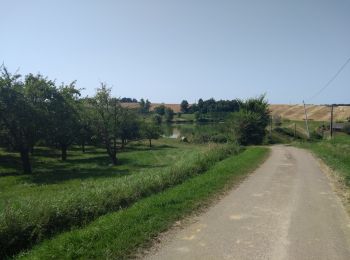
[269, 104, 350, 121]
[121, 103, 350, 121]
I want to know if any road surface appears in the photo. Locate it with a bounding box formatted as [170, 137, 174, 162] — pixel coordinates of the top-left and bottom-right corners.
[144, 145, 350, 260]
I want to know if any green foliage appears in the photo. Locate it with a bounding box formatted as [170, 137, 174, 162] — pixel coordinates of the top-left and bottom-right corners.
[230, 95, 270, 145]
[118, 109, 141, 148]
[275, 127, 306, 140]
[19, 147, 268, 259]
[180, 100, 189, 113]
[298, 134, 350, 186]
[91, 84, 120, 165]
[120, 97, 138, 103]
[48, 82, 81, 160]
[193, 133, 228, 144]
[273, 115, 282, 126]
[267, 130, 292, 144]
[194, 111, 201, 120]
[152, 114, 162, 125]
[231, 110, 264, 145]
[164, 107, 174, 122]
[309, 130, 323, 141]
[343, 123, 350, 134]
[189, 98, 239, 114]
[154, 104, 165, 115]
[139, 98, 151, 114]
[0, 68, 56, 173]
[76, 98, 95, 152]
[192, 132, 212, 143]
[141, 122, 161, 147]
[210, 134, 228, 143]
[0, 142, 239, 258]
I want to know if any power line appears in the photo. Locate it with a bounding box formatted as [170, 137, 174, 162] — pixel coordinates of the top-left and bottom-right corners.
[307, 56, 350, 102]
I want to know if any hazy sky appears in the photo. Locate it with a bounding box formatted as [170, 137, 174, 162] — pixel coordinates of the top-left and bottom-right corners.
[1, 0, 349, 104]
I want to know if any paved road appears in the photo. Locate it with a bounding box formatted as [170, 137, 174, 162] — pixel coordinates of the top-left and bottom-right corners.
[144, 145, 350, 260]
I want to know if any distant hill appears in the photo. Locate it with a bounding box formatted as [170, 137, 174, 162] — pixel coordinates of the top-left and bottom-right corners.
[269, 104, 350, 121]
[121, 103, 350, 121]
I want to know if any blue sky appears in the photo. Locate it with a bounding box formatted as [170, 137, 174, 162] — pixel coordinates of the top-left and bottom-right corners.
[1, 0, 349, 104]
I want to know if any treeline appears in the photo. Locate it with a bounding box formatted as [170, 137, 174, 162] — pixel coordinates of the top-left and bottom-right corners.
[120, 97, 138, 103]
[178, 98, 240, 114]
[0, 68, 161, 174]
[0, 66, 271, 174]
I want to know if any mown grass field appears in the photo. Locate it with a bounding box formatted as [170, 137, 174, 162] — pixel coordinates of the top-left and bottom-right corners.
[0, 139, 203, 204]
[17, 146, 269, 259]
[298, 133, 350, 186]
[0, 138, 248, 257]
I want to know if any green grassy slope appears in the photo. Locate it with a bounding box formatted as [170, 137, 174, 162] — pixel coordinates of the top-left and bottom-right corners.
[18, 146, 269, 259]
[298, 134, 350, 186]
[0, 140, 238, 257]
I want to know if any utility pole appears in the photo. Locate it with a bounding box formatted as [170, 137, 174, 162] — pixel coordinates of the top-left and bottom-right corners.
[303, 101, 310, 139]
[330, 104, 334, 138]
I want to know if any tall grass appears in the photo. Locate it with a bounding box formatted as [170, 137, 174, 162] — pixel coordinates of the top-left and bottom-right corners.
[18, 147, 268, 259]
[0, 143, 239, 258]
[298, 134, 350, 186]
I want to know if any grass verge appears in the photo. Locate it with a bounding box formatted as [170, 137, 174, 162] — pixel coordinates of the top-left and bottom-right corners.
[1, 143, 239, 258]
[18, 146, 269, 259]
[297, 134, 350, 186]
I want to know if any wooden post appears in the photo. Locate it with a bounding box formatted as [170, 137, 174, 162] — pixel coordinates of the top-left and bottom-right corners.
[330, 104, 334, 138]
[294, 123, 296, 138]
[303, 101, 310, 139]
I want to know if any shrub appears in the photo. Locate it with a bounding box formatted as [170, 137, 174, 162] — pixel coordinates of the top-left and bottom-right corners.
[210, 134, 228, 143]
[310, 130, 323, 141]
[192, 133, 211, 143]
[152, 114, 162, 125]
[343, 123, 350, 135]
[230, 95, 270, 145]
[231, 110, 266, 145]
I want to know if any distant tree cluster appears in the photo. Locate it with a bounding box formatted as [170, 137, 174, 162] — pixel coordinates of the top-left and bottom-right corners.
[153, 104, 174, 123]
[186, 98, 240, 114]
[0, 67, 160, 174]
[180, 100, 189, 113]
[120, 97, 138, 103]
[139, 98, 151, 114]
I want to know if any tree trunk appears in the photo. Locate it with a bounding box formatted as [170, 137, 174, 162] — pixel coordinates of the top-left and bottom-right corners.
[109, 151, 117, 165]
[106, 145, 118, 165]
[20, 149, 32, 174]
[61, 145, 67, 161]
[82, 141, 85, 153]
[149, 139, 152, 147]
